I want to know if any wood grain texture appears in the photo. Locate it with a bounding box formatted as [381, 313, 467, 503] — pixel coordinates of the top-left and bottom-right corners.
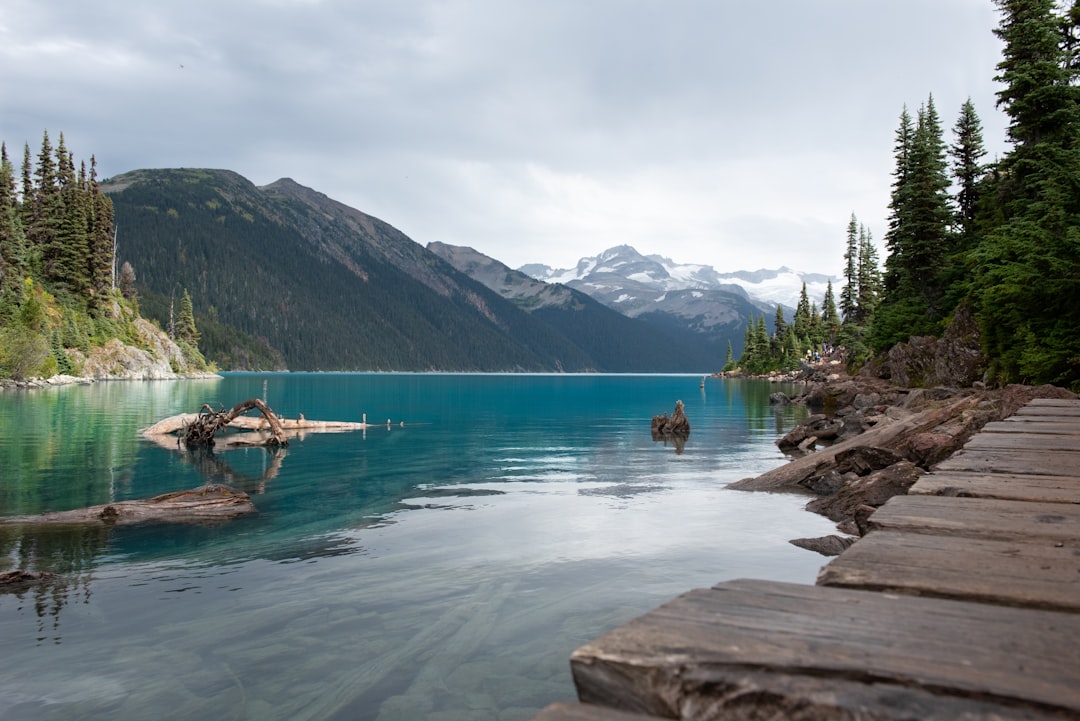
[867, 494, 1080, 543]
[817, 530, 1080, 612]
[571, 579, 1080, 721]
[910, 471, 1080, 503]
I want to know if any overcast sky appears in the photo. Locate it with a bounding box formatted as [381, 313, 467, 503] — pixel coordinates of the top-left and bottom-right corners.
[2, 0, 1009, 277]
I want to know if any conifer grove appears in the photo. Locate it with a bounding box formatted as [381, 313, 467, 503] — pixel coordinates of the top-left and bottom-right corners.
[735, 0, 1080, 391]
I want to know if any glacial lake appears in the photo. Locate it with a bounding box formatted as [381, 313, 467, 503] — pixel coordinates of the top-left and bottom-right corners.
[0, 373, 835, 720]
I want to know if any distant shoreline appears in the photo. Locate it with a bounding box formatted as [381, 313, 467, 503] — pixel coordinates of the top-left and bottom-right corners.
[0, 372, 221, 391]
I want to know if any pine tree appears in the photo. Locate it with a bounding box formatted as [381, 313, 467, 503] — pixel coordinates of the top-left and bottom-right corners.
[177, 288, 200, 345]
[0, 143, 27, 304]
[87, 156, 115, 306]
[970, 0, 1080, 388]
[27, 132, 61, 281]
[773, 304, 786, 343]
[872, 97, 955, 349]
[856, 224, 882, 322]
[793, 282, 811, 339]
[49, 138, 91, 297]
[950, 98, 988, 243]
[840, 213, 858, 322]
[822, 280, 840, 341]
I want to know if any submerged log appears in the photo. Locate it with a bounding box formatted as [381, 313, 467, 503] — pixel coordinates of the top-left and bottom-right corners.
[0, 570, 59, 593]
[0, 484, 255, 527]
[184, 398, 288, 448]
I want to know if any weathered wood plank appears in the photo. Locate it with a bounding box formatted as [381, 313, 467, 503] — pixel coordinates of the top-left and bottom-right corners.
[963, 431, 1080, 452]
[1025, 398, 1080, 408]
[1014, 401, 1080, 416]
[911, 471, 1080, 503]
[529, 702, 669, 721]
[985, 418, 1080, 433]
[867, 494, 1080, 543]
[817, 530, 1080, 612]
[934, 447, 1080, 476]
[570, 579, 1080, 721]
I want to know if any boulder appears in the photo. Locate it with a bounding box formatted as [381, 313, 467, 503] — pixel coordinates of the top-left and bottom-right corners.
[805, 461, 922, 525]
[789, 534, 858, 557]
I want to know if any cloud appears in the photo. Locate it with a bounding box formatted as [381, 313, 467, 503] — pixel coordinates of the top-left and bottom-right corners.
[2, 0, 1009, 276]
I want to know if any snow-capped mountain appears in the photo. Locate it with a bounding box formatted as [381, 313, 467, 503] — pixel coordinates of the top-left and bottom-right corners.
[519, 244, 834, 311]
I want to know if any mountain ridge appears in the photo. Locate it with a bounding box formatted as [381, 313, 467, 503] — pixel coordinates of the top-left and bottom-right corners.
[103, 169, 718, 372]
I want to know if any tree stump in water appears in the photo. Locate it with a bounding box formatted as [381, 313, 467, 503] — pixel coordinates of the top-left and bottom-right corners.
[184, 398, 288, 449]
[652, 399, 691, 437]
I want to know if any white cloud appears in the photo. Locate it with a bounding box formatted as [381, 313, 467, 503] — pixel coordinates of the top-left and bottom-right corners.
[1, 0, 1010, 275]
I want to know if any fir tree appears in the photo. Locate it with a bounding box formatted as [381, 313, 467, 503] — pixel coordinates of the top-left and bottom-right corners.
[177, 288, 200, 345]
[856, 224, 882, 322]
[950, 98, 988, 243]
[87, 156, 115, 305]
[873, 97, 954, 349]
[822, 280, 840, 341]
[773, 304, 786, 343]
[970, 0, 1080, 388]
[793, 282, 811, 339]
[840, 213, 858, 322]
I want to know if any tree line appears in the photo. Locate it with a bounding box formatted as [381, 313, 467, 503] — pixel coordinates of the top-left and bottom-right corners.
[735, 0, 1080, 391]
[0, 132, 205, 379]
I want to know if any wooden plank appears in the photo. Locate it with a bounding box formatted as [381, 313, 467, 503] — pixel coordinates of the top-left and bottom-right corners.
[867, 494, 1080, 543]
[911, 471, 1080, 504]
[985, 419, 1080, 433]
[963, 431, 1080, 452]
[529, 702, 670, 721]
[1025, 398, 1080, 408]
[570, 579, 1080, 721]
[1014, 401, 1080, 416]
[817, 530, 1080, 612]
[934, 447, 1080, 476]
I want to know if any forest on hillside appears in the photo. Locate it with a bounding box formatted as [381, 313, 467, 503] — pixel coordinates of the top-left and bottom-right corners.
[737, 0, 1080, 391]
[0, 133, 209, 380]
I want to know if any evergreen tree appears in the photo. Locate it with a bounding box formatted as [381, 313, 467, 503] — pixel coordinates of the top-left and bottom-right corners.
[0, 143, 27, 304]
[773, 304, 786, 343]
[177, 288, 199, 345]
[87, 156, 115, 306]
[840, 213, 858, 322]
[27, 131, 61, 280]
[950, 98, 988, 243]
[856, 224, 882, 322]
[873, 97, 955, 349]
[50, 139, 91, 297]
[970, 0, 1080, 388]
[793, 282, 811, 339]
[822, 280, 840, 341]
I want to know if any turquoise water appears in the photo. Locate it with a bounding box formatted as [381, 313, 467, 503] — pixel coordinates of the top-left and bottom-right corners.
[0, 374, 832, 720]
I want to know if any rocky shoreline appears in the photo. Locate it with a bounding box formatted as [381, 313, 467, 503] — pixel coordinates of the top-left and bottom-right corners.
[732, 369, 1078, 555]
[0, 317, 221, 390]
[0, 370, 220, 391]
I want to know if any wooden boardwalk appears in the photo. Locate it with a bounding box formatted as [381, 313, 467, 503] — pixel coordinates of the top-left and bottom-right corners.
[534, 398, 1080, 721]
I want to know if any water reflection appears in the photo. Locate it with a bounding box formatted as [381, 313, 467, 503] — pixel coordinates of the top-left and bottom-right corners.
[180, 446, 287, 495]
[0, 523, 107, 642]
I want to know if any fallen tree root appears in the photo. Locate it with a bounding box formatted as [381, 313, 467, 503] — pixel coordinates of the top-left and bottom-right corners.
[184, 398, 288, 449]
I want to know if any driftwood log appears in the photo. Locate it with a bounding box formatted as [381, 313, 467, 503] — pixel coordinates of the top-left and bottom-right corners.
[184, 398, 288, 448]
[0, 484, 255, 527]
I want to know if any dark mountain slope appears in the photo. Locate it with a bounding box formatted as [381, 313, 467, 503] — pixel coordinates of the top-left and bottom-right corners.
[103, 169, 595, 371]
